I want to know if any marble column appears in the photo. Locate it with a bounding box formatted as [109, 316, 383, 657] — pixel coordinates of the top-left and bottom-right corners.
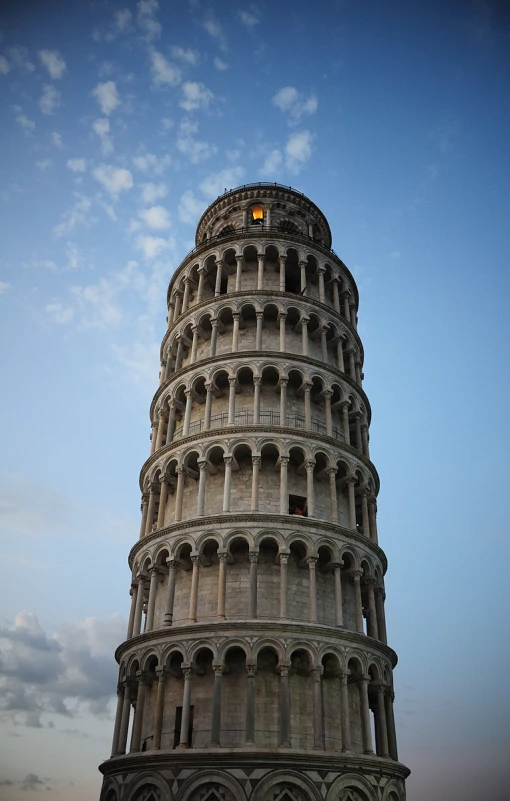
[149, 419, 158, 456]
[217, 550, 227, 620]
[368, 497, 378, 544]
[182, 278, 191, 313]
[299, 260, 307, 294]
[253, 377, 261, 424]
[279, 664, 291, 746]
[332, 279, 340, 313]
[301, 317, 309, 357]
[190, 326, 199, 363]
[342, 292, 350, 320]
[145, 485, 158, 535]
[167, 301, 175, 327]
[163, 560, 177, 625]
[117, 684, 132, 755]
[304, 383, 312, 429]
[188, 555, 200, 623]
[130, 674, 148, 752]
[342, 402, 351, 445]
[328, 467, 338, 523]
[361, 490, 371, 538]
[183, 390, 193, 436]
[110, 685, 124, 757]
[209, 319, 218, 357]
[166, 402, 176, 444]
[306, 460, 315, 517]
[361, 423, 370, 457]
[126, 582, 137, 638]
[346, 477, 356, 530]
[333, 563, 343, 626]
[251, 455, 260, 511]
[386, 690, 398, 760]
[255, 312, 263, 350]
[279, 377, 288, 425]
[227, 378, 236, 425]
[352, 570, 364, 634]
[366, 579, 379, 639]
[279, 553, 289, 619]
[178, 665, 193, 747]
[340, 672, 351, 751]
[197, 267, 205, 302]
[337, 338, 345, 372]
[197, 459, 207, 516]
[174, 466, 185, 522]
[320, 327, 328, 361]
[232, 313, 240, 352]
[375, 587, 388, 644]
[214, 260, 223, 296]
[156, 477, 168, 529]
[312, 667, 324, 748]
[279, 456, 289, 514]
[317, 267, 326, 303]
[279, 312, 287, 352]
[204, 383, 213, 429]
[359, 676, 374, 754]
[249, 552, 258, 617]
[222, 456, 233, 512]
[152, 669, 167, 750]
[235, 254, 243, 292]
[145, 566, 160, 631]
[324, 390, 333, 436]
[139, 494, 149, 540]
[279, 254, 286, 292]
[376, 684, 390, 757]
[132, 575, 146, 637]
[308, 556, 318, 623]
[257, 253, 264, 290]
[245, 663, 257, 743]
[210, 662, 224, 746]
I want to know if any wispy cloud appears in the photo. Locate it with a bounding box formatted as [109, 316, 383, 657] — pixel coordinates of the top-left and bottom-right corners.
[150, 50, 181, 86]
[35, 159, 52, 172]
[213, 56, 228, 71]
[67, 158, 86, 173]
[140, 182, 167, 203]
[272, 86, 318, 124]
[285, 130, 314, 173]
[39, 84, 61, 115]
[53, 194, 94, 238]
[115, 8, 132, 31]
[38, 50, 66, 79]
[238, 9, 260, 27]
[200, 166, 245, 199]
[202, 16, 227, 51]
[137, 0, 162, 39]
[139, 205, 171, 230]
[51, 131, 62, 148]
[132, 152, 171, 174]
[92, 118, 114, 155]
[171, 45, 199, 65]
[0, 282, 11, 296]
[179, 81, 214, 112]
[0, 55, 11, 74]
[260, 149, 282, 177]
[45, 302, 75, 324]
[93, 164, 133, 196]
[178, 189, 205, 224]
[92, 81, 120, 116]
[15, 112, 35, 131]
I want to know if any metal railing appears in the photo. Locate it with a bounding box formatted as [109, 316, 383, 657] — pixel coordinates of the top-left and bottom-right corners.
[173, 411, 344, 442]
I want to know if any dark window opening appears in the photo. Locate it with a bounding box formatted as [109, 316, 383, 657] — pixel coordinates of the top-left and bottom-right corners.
[289, 494, 308, 516]
[173, 705, 194, 748]
[219, 276, 228, 295]
[285, 272, 301, 294]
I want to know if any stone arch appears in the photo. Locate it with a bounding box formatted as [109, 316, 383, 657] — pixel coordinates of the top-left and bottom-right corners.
[177, 772, 245, 801]
[381, 782, 405, 801]
[252, 769, 322, 801]
[325, 774, 377, 801]
[124, 772, 172, 801]
[100, 778, 121, 801]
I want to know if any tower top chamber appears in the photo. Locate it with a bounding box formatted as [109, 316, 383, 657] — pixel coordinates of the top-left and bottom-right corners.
[99, 184, 409, 801]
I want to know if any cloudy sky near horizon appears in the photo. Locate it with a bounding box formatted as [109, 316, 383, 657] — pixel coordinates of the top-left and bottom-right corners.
[1, 1, 510, 799]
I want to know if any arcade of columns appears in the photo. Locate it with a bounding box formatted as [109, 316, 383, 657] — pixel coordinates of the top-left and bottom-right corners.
[99, 184, 409, 801]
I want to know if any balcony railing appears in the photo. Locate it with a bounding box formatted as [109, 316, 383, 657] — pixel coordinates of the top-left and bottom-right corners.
[173, 411, 344, 442]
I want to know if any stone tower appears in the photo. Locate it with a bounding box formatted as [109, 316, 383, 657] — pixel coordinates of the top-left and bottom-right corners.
[99, 183, 410, 801]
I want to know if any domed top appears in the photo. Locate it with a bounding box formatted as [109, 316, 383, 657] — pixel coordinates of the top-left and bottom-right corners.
[195, 182, 332, 249]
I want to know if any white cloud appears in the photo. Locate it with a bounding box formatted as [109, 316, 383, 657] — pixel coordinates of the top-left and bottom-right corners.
[213, 56, 229, 71]
[161, 117, 173, 131]
[51, 131, 62, 148]
[35, 159, 52, 171]
[132, 152, 171, 174]
[15, 113, 35, 131]
[45, 302, 74, 324]
[67, 157, 86, 172]
[260, 149, 282, 176]
[7, 47, 34, 72]
[38, 49, 66, 79]
[53, 194, 94, 238]
[92, 80, 120, 115]
[112, 341, 160, 385]
[71, 279, 123, 328]
[178, 189, 204, 224]
[179, 81, 214, 112]
[139, 205, 171, 230]
[136, 235, 171, 260]
[115, 8, 132, 30]
[200, 166, 245, 199]
[39, 84, 61, 114]
[171, 46, 199, 65]
[137, 0, 162, 39]
[93, 164, 133, 196]
[202, 16, 226, 50]
[238, 10, 259, 27]
[285, 130, 314, 173]
[150, 50, 181, 86]
[140, 182, 167, 203]
[0, 281, 10, 295]
[177, 134, 216, 164]
[92, 117, 113, 155]
[272, 86, 318, 123]
[0, 55, 10, 74]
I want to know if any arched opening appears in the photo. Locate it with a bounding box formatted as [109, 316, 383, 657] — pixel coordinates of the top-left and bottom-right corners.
[255, 647, 279, 746]
[192, 647, 214, 748]
[289, 648, 313, 748]
[322, 652, 342, 752]
[221, 646, 247, 746]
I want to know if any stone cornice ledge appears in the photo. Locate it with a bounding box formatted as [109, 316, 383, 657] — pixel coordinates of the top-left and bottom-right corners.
[114, 619, 398, 667]
[99, 748, 410, 780]
[128, 512, 388, 573]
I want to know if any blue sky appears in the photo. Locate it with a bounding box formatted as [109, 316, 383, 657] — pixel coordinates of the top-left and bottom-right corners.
[1, 1, 510, 799]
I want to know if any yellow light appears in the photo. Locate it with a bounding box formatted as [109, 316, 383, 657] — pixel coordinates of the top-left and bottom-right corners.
[251, 205, 264, 221]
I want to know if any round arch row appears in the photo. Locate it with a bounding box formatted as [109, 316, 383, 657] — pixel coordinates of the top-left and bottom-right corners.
[151, 361, 370, 461]
[141, 436, 378, 542]
[126, 533, 387, 650]
[110, 637, 398, 763]
[167, 244, 358, 330]
[160, 297, 363, 388]
[102, 769, 405, 801]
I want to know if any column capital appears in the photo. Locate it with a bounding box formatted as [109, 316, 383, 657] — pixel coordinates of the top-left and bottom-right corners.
[197, 458, 207, 471]
[277, 662, 291, 677]
[326, 466, 337, 477]
[232, 312, 240, 320]
[298, 259, 307, 268]
[331, 561, 343, 571]
[136, 671, 150, 686]
[190, 554, 201, 566]
[246, 662, 257, 677]
[181, 663, 193, 678]
[251, 455, 261, 466]
[278, 376, 288, 387]
[279, 254, 287, 264]
[214, 259, 224, 268]
[279, 552, 289, 565]
[217, 549, 228, 564]
[166, 558, 178, 571]
[322, 388, 333, 398]
[228, 377, 237, 387]
[223, 455, 233, 466]
[235, 253, 243, 263]
[310, 666, 324, 680]
[210, 318, 219, 328]
[176, 465, 186, 475]
[212, 661, 225, 677]
[305, 459, 315, 473]
[253, 376, 262, 386]
[302, 381, 312, 392]
[307, 556, 318, 568]
[278, 455, 289, 466]
[278, 311, 288, 321]
[346, 475, 357, 486]
[300, 316, 310, 329]
[249, 551, 259, 564]
[256, 310, 264, 320]
[205, 381, 215, 392]
[350, 568, 363, 581]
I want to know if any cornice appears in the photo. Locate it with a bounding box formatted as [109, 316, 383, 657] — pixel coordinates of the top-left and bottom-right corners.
[100, 748, 410, 780]
[160, 288, 364, 362]
[166, 229, 358, 308]
[127, 512, 388, 573]
[114, 618, 398, 667]
[150, 349, 371, 426]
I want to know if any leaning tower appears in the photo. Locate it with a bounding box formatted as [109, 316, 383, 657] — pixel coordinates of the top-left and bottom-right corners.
[99, 183, 410, 801]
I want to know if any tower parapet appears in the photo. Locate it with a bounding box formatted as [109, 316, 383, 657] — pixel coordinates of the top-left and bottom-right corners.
[99, 184, 409, 801]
